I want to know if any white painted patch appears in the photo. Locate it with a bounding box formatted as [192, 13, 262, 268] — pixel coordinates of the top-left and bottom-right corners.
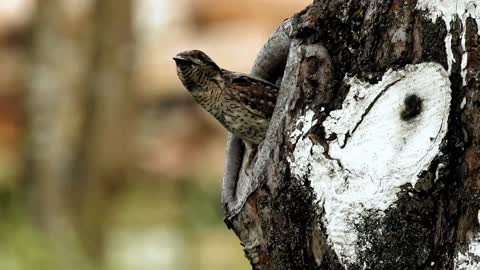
[289, 110, 318, 178]
[455, 234, 480, 270]
[289, 63, 451, 267]
[416, 0, 480, 85]
[289, 110, 317, 145]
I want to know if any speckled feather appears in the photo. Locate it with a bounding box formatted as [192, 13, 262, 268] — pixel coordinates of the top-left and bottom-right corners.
[174, 50, 279, 144]
[224, 72, 278, 119]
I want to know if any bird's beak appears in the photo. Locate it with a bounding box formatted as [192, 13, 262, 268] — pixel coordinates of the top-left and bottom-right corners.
[173, 55, 190, 64]
[173, 56, 183, 62]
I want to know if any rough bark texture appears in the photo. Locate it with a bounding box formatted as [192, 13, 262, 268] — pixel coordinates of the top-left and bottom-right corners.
[223, 1, 480, 269]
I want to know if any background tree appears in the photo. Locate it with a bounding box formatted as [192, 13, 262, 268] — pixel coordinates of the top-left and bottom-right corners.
[27, 0, 134, 267]
[222, 1, 480, 269]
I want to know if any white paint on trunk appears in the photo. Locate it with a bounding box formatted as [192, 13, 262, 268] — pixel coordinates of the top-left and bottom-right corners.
[290, 109, 317, 145]
[289, 109, 318, 178]
[455, 235, 480, 270]
[416, 0, 480, 85]
[289, 63, 451, 267]
[454, 212, 480, 269]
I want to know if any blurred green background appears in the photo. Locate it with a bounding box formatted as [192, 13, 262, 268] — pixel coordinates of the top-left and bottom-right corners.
[0, 0, 309, 269]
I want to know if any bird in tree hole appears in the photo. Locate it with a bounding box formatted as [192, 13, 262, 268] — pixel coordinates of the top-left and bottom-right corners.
[173, 50, 279, 163]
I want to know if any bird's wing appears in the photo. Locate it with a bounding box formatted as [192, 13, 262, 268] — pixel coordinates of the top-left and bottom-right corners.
[224, 70, 279, 119]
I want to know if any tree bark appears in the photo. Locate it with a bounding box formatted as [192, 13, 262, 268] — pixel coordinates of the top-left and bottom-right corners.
[223, 1, 480, 269]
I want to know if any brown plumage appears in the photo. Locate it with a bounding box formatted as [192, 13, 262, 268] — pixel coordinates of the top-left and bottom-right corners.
[173, 50, 278, 144]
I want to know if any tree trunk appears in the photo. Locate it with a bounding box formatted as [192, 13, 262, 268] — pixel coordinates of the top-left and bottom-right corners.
[27, 0, 134, 265]
[28, 0, 94, 247]
[223, 1, 480, 269]
[70, 0, 135, 262]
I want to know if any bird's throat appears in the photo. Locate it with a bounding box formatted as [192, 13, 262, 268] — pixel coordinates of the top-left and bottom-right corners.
[191, 86, 224, 120]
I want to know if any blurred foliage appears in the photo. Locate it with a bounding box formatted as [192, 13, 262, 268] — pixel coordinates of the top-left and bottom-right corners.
[0, 177, 249, 270]
[0, 195, 61, 270]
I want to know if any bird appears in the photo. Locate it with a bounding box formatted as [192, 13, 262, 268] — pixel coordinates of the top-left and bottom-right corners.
[173, 50, 279, 145]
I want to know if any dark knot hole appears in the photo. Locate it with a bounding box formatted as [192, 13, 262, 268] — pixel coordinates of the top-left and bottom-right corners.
[401, 94, 423, 121]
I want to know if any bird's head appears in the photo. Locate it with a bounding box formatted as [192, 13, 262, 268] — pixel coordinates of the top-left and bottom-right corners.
[173, 50, 221, 92]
